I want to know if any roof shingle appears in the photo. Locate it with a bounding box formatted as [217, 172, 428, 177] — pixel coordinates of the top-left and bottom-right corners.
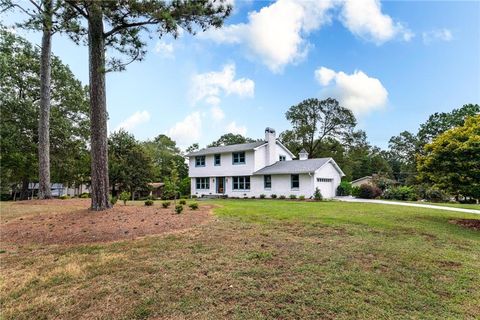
[253, 158, 332, 175]
[185, 141, 266, 157]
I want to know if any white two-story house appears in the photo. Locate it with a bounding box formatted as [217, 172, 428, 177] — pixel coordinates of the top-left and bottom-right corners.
[186, 128, 345, 198]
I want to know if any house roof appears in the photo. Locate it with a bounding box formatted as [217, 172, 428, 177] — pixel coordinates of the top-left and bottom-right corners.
[185, 141, 267, 157]
[253, 158, 344, 175]
[350, 176, 373, 184]
[148, 182, 165, 188]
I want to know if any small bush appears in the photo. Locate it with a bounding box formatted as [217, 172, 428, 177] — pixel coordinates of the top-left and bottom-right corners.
[358, 184, 382, 199]
[337, 181, 352, 196]
[144, 199, 154, 206]
[175, 205, 183, 214]
[289, 194, 297, 199]
[59, 195, 70, 200]
[279, 195, 286, 199]
[181, 195, 188, 199]
[383, 186, 416, 201]
[80, 193, 90, 198]
[191, 195, 198, 199]
[162, 201, 171, 208]
[299, 195, 305, 200]
[271, 194, 277, 199]
[251, 196, 256, 199]
[189, 203, 199, 210]
[259, 194, 266, 199]
[110, 196, 118, 205]
[313, 188, 323, 201]
[351, 186, 361, 197]
[424, 187, 448, 202]
[119, 191, 131, 205]
[179, 199, 187, 205]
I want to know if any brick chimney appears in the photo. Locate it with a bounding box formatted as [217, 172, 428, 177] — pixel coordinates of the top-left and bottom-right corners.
[265, 127, 277, 165]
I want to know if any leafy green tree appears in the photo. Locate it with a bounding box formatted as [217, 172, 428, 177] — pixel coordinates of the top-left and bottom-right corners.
[0, 28, 90, 199]
[186, 143, 199, 154]
[60, 0, 232, 210]
[418, 104, 479, 145]
[388, 131, 420, 184]
[208, 133, 256, 147]
[108, 130, 154, 199]
[143, 134, 187, 181]
[284, 98, 356, 156]
[164, 160, 180, 205]
[417, 115, 480, 200]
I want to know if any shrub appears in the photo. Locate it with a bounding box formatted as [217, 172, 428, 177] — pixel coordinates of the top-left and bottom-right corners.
[59, 195, 70, 200]
[358, 184, 382, 199]
[313, 188, 323, 201]
[119, 191, 131, 205]
[289, 194, 297, 199]
[179, 199, 187, 205]
[162, 201, 171, 208]
[259, 194, 266, 199]
[191, 195, 198, 199]
[271, 194, 277, 199]
[383, 186, 416, 201]
[189, 203, 199, 210]
[337, 181, 352, 196]
[175, 205, 183, 214]
[299, 195, 305, 200]
[110, 196, 118, 205]
[424, 187, 448, 202]
[144, 199, 154, 206]
[279, 195, 286, 199]
[80, 193, 90, 198]
[351, 186, 360, 197]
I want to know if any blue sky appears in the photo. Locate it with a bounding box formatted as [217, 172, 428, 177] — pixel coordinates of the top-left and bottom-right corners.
[5, 0, 480, 150]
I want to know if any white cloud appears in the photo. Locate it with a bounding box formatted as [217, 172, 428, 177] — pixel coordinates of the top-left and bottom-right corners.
[226, 121, 247, 136]
[315, 66, 388, 115]
[190, 63, 254, 106]
[114, 111, 151, 132]
[422, 28, 453, 44]
[203, 0, 412, 71]
[167, 112, 202, 146]
[340, 0, 413, 44]
[155, 41, 174, 58]
[210, 105, 225, 121]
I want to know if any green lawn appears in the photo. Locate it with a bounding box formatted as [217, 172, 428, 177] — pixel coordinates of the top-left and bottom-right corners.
[1, 200, 479, 319]
[407, 201, 480, 210]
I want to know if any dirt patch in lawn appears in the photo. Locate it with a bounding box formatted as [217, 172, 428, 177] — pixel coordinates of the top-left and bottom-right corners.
[450, 219, 480, 231]
[1, 200, 213, 245]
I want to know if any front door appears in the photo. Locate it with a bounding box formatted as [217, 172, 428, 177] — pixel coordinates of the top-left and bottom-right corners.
[216, 177, 225, 194]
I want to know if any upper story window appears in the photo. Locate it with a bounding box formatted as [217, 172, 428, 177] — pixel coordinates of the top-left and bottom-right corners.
[279, 155, 286, 161]
[196, 177, 209, 189]
[264, 175, 271, 189]
[195, 156, 205, 167]
[291, 174, 299, 189]
[214, 154, 221, 166]
[233, 176, 250, 190]
[232, 152, 246, 165]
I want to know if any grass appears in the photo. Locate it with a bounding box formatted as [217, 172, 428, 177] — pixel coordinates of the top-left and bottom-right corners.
[1, 199, 479, 319]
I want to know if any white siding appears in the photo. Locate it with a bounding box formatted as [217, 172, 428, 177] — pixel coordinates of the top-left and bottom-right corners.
[313, 162, 342, 198]
[188, 151, 255, 178]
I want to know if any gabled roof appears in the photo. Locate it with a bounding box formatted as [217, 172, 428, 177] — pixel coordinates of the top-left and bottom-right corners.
[351, 176, 372, 184]
[186, 141, 266, 157]
[253, 158, 344, 176]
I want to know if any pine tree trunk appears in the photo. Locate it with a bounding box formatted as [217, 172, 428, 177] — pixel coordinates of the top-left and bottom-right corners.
[38, 0, 53, 200]
[88, 3, 111, 211]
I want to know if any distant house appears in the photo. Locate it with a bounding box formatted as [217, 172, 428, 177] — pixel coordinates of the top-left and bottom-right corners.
[186, 127, 344, 199]
[27, 183, 90, 197]
[351, 176, 374, 188]
[148, 182, 165, 198]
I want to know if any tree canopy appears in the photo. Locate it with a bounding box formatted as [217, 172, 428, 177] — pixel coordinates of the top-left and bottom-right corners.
[417, 115, 480, 199]
[0, 27, 90, 198]
[208, 133, 256, 147]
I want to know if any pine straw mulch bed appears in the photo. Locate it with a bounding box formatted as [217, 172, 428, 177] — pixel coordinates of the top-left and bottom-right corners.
[450, 218, 480, 231]
[1, 199, 213, 245]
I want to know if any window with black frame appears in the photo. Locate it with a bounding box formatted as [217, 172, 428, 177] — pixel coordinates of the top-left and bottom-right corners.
[195, 156, 205, 167]
[291, 174, 299, 189]
[233, 176, 250, 190]
[264, 175, 271, 189]
[232, 152, 246, 164]
[214, 154, 221, 166]
[196, 177, 209, 189]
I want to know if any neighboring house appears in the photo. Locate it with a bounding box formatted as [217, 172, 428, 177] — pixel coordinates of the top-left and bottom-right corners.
[186, 127, 344, 199]
[148, 182, 165, 198]
[27, 183, 90, 197]
[351, 176, 373, 188]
